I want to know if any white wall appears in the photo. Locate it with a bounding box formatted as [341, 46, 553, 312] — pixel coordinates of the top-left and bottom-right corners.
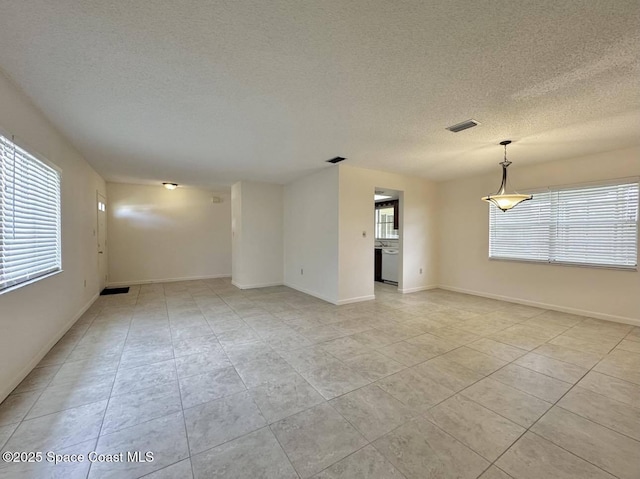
[438, 147, 640, 324]
[231, 181, 283, 288]
[338, 165, 439, 303]
[284, 167, 340, 303]
[0, 71, 106, 401]
[107, 183, 231, 285]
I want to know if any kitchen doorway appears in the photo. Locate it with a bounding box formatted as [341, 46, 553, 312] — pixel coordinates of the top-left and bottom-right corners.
[374, 187, 402, 292]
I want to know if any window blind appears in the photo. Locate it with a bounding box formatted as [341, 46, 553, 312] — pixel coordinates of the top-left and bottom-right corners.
[0, 134, 61, 291]
[489, 181, 638, 269]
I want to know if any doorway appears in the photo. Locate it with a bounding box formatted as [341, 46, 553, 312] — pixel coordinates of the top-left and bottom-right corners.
[374, 187, 402, 292]
[97, 191, 107, 290]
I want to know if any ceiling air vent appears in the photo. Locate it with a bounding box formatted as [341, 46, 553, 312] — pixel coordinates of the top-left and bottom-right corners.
[446, 119, 480, 133]
[326, 156, 347, 164]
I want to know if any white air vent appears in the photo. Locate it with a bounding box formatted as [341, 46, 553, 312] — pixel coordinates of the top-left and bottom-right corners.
[446, 119, 480, 132]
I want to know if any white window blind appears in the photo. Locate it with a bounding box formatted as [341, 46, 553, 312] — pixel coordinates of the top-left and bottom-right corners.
[489, 181, 638, 269]
[0, 134, 61, 291]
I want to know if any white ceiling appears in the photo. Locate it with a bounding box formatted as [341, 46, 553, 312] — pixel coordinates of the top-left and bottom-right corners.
[0, 1, 639, 189]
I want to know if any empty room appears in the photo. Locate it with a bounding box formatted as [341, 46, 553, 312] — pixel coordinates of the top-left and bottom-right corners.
[0, 1, 639, 478]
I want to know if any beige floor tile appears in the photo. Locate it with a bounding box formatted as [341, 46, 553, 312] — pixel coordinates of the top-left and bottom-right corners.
[373, 416, 489, 479]
[462, 377, 551, 428]
[111, 359, 177, 396]
[233, 353, 298, 388]
[0, 391, 41, 427]
[404, 333, 458, 355]
[174, 349, 232, 379]
[0, 438, 96, 479]
[330, 384, 414, 441]
[143, 459, 193, 479]
[0, 423, 18, 450]
[375, 368, 455, 410]
[300, 362, 370, 400]
[467, 338, 527, 362]
[191, 427, 297, 479]
[497, 432, 615, 479]
[558, 387, 640, 440]
[184, 390, 266, 454]
[271, 403, 367, 478]
[88, 412, 189, 479]
[376, 341, 438, 366]
[1, 400, 106, 453]
[413, 356, 484, 392]
[479, 466, 515, 479]
[249, 373, 324, 423]
[616, 339, 640, 354]
[320, 336, 371, 361]
[102, 381, 183, 435]
[577, 371, 640, 408]
[279, 346, 344, 373]
[491, 364, 572, 402]
[514, 352, 588, 383]
[178, 366, 246, 409]
[343, 351, 405, 381]
[594, 349, 640, 385]
[489, 329, 547, 351]
[10, 366, 59, 395]
[549, 334, 617, 356]
[532, 343, 602, 369]
[26, 373, 114, 419]
[426, 394, 524, 461]
[427, 327, 480, 346]
[311, 444, 404, 479]
[625, 327, 640, 342]
[440, 347, 508, 376]
[532, 407, 640, 479]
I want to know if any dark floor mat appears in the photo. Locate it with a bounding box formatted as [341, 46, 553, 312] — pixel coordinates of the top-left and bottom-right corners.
[100, 287, 130, 295]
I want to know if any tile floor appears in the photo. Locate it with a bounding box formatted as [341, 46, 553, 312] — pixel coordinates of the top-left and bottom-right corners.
[0, 279, 638, 478]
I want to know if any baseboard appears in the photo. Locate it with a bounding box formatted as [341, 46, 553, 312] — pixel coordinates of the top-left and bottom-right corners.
[283, 282, 339, 305]
[107, 274, 231, 287]
[399, 284, 439, 294]
[336, 295, 376, 305]
[438, 285, 640, 326]
[0, 292, 99, 403]
[231, 280, 283, 290]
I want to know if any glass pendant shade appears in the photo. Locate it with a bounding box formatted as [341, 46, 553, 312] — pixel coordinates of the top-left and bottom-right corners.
[482, 193, 532, 211]
[481, 141, 532, 211]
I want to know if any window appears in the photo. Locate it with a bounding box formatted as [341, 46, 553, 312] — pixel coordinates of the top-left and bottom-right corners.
[0, 134, 62, 291]
[375, 202, 399, 239]
[489, 181, 639, 269]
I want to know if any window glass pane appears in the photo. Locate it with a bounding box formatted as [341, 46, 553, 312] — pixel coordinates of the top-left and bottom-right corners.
[375, 206, 398, 239]
[489, 182, 638, 269]
[0, 134, 62, 291]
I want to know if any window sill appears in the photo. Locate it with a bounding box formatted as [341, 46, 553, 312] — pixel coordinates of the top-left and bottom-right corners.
[488, 257, 637, 272]
[0, 270, 64, 296]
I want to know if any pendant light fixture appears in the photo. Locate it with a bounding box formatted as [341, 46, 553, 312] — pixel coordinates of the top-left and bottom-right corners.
[481, 140, 532, 211]
[163, 182, 178, 190]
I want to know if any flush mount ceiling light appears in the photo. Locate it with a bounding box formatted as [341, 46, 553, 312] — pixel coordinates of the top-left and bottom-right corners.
[481, 140, 532, 212]
[162, 182, 178, 190]
[446, 119, 480, 133]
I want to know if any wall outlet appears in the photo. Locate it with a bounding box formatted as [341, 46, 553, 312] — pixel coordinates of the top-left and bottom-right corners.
[419, 268, 423, 274]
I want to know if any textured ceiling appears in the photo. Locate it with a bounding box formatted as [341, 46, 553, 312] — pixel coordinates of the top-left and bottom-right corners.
[0, 1, 639, 188]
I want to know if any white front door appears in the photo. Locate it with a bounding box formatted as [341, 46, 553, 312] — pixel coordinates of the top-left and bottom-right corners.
[97, 192, 107, 290]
